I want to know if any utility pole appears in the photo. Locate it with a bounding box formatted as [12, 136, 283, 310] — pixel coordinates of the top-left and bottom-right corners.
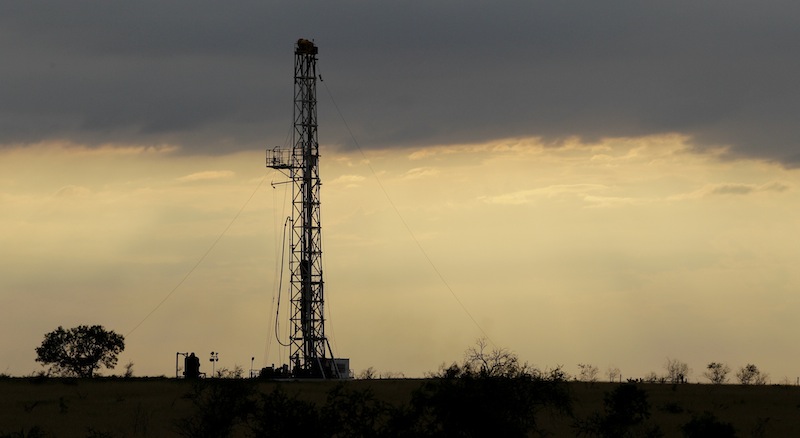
[267, 39, 345, 378]
[209, 351, 219, 376]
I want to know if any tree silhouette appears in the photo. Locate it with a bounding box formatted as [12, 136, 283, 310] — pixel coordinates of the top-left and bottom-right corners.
[664, 358, 690, 383]
[736, 364, 768, 385]
[35, 325, 125, 377]
[577, 363, 599, 382]
[463, 337, 525, 378]
[606, 367, 621, 383]
[703, 362, 730, 384]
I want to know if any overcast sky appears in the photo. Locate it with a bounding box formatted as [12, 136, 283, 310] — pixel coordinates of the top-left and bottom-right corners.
[3, 1, 800, 163]
[2, 2, 800, 379]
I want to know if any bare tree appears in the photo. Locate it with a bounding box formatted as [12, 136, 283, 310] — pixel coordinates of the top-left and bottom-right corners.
[577, 363, 599, 382]
[736, 364, 768, 385]
[606, 366, 621, 383]
[214, 365, 245, 378]
[664, 358, 690, 383]
[123, 361, 135, 378]
[753, 368, 768, 385]
[703, 362, 730, 384]
[464, 338, 523, 378]
[356, 367, 404, 379]
[358, 367, 377, 379]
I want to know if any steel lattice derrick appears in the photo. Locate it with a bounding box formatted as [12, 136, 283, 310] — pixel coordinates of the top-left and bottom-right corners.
[268, 39, 336, 378]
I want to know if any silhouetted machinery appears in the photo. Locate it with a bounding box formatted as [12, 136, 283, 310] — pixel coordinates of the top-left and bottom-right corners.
[176, 352, 202, 379]
[267, 39, 350, 379]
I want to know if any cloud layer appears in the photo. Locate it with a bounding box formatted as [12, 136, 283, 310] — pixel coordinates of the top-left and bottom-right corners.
[2, 1, 799, 164]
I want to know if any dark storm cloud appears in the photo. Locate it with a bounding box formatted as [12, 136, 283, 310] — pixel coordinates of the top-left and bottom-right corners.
[2, 1, 799, 163]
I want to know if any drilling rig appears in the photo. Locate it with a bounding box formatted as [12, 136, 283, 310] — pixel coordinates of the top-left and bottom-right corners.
[267, 39, 349, 379]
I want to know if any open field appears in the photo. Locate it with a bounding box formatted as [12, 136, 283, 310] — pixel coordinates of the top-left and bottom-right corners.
[1, 378, 799, 437]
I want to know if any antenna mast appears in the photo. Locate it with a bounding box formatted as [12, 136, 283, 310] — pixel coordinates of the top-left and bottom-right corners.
[267, 39, 345, 378]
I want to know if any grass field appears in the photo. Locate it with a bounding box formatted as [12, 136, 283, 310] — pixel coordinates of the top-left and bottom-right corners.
[1, 378, 799, 437]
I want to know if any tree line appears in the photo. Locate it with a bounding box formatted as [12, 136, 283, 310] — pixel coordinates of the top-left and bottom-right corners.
[20, 327, 782, 437]
[571, 359, 771, 385]
[32, 326, 777, 386]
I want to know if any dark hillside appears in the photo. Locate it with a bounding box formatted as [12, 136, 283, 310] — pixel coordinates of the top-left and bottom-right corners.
[1, 379, 799, 437]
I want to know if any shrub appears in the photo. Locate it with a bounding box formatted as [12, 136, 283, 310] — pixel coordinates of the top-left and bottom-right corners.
[703, 362, 730, 384]
[576, 384, 662, 437]
[248, 386, 322, 437]
[681, 411, 736, 437]
[736, 364, 768, 385]
[176, 379, 256, 438]
[321, 385, 389, 437]
[403, 364, 572, 437]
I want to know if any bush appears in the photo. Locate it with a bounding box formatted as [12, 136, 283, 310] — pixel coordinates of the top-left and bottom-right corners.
[681, 411, 736, 437]
[249, 386, 322, 437]
[176, 379, 256, 438]
[321, 385, 389, 437]
[576, 384, 662, 437]
[703, 362, 730, 384]
[736, 364, 768, 385]
[400, 363, 572, 437]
